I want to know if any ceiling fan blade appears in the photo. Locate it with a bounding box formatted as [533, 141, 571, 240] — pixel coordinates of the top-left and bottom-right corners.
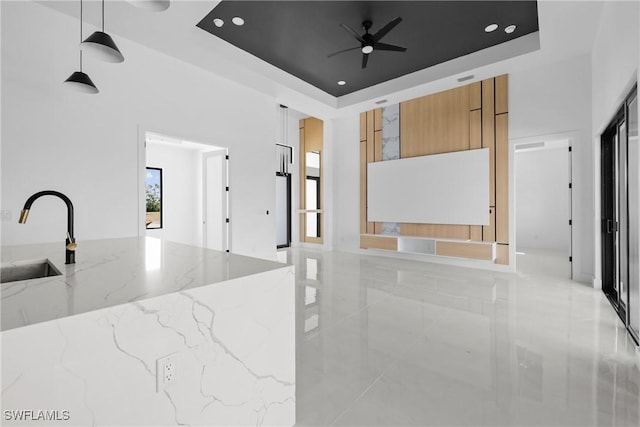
[340, 23, 366, 44]
[362, 53, 369, 69]
[372, 17, 402, 42]
[327, 46, 361, 58]
[374, 42, 407, 52]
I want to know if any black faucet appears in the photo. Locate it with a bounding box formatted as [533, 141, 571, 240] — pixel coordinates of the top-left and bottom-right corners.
[18, 191, 76, 264]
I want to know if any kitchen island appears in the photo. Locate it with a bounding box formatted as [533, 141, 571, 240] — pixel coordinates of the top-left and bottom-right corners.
[1, 237, 295, 426]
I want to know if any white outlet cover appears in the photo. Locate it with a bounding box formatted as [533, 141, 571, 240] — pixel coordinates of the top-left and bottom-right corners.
[156, 353, 178, 392]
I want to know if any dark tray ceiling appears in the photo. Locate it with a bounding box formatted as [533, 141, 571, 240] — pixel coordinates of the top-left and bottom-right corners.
[197, 1, 539, 97]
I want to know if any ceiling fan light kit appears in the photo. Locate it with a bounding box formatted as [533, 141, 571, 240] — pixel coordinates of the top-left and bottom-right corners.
[328, 17, 407, 69]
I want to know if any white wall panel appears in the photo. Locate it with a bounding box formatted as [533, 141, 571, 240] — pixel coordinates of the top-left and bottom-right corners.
[367, 149, 490, 225]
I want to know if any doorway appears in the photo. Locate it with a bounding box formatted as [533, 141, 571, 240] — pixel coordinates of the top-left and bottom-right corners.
[514, 138, 573, 278]
[601, 85, 638, 343]
[203, 149, 228, 252]
[144, 131, 227, 251]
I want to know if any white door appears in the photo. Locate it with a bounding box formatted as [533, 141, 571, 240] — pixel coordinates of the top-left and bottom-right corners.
[203, 150, 227, 251]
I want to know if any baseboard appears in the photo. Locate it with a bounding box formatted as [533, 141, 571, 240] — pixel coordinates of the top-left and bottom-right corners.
[591, 276, 603, 289]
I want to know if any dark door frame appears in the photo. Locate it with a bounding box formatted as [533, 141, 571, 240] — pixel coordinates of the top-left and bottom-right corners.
[276, 172, 292, 249]
[601, 84, 638, 344]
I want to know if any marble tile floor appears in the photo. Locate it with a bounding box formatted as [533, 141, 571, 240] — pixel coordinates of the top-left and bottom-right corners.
[282, 248, 640, 426]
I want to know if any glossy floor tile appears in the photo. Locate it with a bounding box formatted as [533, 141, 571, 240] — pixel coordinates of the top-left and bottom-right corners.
[285, 248, 640, 426]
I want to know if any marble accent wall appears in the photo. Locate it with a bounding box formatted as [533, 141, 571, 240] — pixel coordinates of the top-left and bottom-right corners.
[381, 104, 401, 235]
[381, 104, 400, 161]
[1, 267, 295, 426]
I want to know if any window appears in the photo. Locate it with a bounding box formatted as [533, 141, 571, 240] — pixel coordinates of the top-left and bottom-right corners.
[146, 167, 162, 229]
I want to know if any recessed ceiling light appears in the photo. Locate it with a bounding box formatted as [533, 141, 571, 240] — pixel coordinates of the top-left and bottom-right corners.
[337, 80, 346, 86]
[505, 24, 517, 34]
[232, 16, 245, 26]
[484, 23, 498, 33]
[213, 18, 224, 28]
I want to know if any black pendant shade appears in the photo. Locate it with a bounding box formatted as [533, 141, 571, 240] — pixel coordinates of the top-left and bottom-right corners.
[81, 31, 124, 63]
[64, 71, 99, 94]
[64, 0, 98, 94]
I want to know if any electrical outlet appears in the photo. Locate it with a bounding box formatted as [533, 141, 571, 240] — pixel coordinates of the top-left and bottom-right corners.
[156, 353, 178, 392]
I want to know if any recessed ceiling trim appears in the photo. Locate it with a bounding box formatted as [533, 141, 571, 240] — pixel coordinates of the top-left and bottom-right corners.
[337, 31, 540, 110]
[197, 1, 539, 97]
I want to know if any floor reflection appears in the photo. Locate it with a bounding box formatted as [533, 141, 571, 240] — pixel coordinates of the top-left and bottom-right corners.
[286, 248, 640, 426]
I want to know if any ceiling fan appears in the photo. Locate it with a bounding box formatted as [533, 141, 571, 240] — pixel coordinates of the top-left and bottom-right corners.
[328, 17, 407, 69]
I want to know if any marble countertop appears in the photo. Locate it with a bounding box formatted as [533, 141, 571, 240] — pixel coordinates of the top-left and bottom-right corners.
[1, 237, 287, 331]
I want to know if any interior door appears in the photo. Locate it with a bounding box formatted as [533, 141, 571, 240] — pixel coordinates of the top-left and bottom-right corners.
[203, 150, 227, 251]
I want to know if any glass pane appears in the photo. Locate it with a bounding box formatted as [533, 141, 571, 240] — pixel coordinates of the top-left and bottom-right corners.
[306, 212, 318, 238]
[628, 94, 639, 335]
[306, 178, 317, 210]
[275, 175, 289, 247]
[614, 132, 620, 293]
[145, 167, 162, 229]
[306, 151, 320, 172]
[619, 121, 628, 308]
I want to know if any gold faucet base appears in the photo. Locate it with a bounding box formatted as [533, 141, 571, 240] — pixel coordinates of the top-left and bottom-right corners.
[18, 209, 29, 224]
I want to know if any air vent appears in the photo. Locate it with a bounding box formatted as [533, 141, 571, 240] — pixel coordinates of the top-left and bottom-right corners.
[457, 74, 474, 82]
[515, 142, 545, 151]
[375, 99, 388, 105]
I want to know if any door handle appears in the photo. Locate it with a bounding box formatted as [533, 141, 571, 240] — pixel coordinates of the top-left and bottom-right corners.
[606, 219, 618, 233]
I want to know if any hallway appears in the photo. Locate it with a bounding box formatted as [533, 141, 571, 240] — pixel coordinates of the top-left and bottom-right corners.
[287, 248, 640, 426]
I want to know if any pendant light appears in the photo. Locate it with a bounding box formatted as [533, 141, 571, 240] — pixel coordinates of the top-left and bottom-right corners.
[81, 0, 124, 63]
[127, 0, 170, 12]
[64, 0, 99, 94]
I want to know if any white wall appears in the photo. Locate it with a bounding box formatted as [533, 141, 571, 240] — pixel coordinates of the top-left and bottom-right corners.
[145, 142, 202, 247]
[330, 113, 360, 252]
[509, 54, 592, 282]
[1, 1, 278, 260]
[591, 0, 640, 291]
[515, 147, 570, 251]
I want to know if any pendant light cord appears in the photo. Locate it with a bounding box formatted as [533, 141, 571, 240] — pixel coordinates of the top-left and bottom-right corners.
[102, 0, 105, 31]
[79, 0, 83, 71]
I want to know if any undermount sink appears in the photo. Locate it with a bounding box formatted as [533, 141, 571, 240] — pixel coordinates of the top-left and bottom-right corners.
[0, 259, 62, 283]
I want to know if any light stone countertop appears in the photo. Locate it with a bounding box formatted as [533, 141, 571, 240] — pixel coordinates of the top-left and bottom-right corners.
[1, 236, 288, 331]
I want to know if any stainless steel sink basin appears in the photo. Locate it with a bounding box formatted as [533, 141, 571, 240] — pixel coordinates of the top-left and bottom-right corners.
[1, 259, 62, 283]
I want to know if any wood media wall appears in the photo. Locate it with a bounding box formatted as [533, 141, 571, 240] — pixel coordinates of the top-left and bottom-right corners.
[359, 75, 509, 265]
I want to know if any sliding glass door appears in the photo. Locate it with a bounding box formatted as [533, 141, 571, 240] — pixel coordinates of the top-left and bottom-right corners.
[601, 85, 638, 343]
[627, 92, 639, 338]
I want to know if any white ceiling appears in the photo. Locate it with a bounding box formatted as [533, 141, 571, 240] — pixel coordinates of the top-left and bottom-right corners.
[39, 0, 605, 119]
